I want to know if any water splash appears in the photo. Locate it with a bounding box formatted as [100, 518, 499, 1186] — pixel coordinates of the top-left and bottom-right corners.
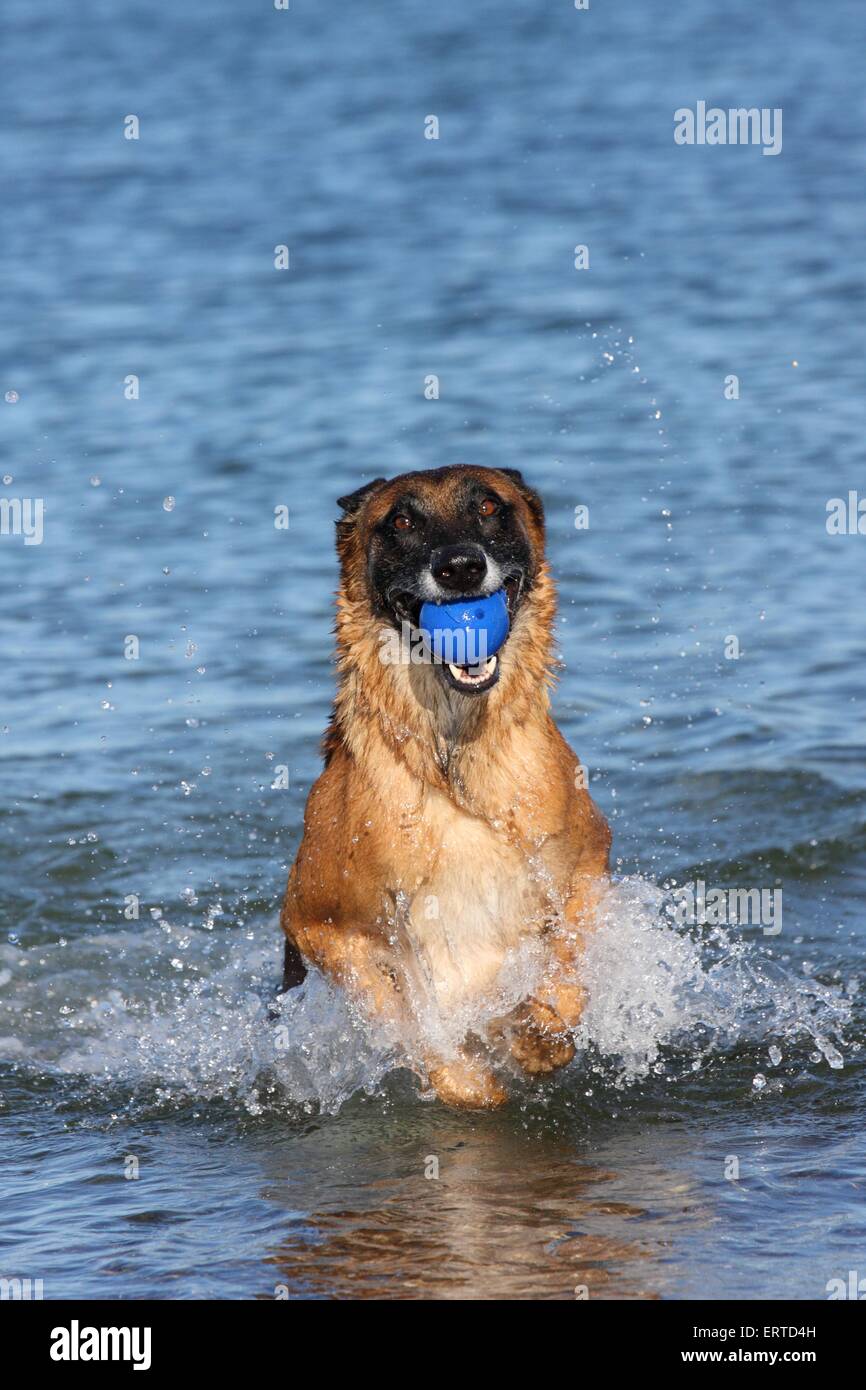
[574, 876, 852, 1085]
[0, 876, 852, 1115]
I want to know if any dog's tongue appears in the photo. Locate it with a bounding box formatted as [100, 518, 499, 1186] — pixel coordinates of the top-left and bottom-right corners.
[418, 588, 510, 667]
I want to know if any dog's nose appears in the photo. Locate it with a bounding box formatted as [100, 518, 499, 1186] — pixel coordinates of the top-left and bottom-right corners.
[430, 544, 488, 594]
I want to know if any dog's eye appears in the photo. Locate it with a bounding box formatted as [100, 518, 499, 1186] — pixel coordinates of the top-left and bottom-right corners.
[393, 513, 413, 532]
[478, 497, 499, 518]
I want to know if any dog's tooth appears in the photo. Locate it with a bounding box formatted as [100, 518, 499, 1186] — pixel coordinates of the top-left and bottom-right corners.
[445, 653, 499, 687]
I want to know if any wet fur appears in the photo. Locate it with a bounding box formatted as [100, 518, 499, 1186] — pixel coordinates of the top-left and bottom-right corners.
[280, 465, 611, 1108]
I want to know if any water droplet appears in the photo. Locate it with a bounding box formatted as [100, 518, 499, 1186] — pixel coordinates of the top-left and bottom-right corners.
[90, 476, 101, 487]
[163, 496, 175, 512]
[5, 390, 19, 404]
[752, 1073, 767, 1091]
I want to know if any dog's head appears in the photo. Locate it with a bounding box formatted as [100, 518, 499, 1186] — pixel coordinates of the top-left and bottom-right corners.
[335, 465, 551, 699]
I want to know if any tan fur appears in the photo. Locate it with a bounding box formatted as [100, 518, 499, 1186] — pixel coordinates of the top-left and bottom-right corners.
[281, 466, 611, 1108]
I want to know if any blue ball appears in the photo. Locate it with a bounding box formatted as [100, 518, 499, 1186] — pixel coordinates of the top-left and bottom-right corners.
[418, 588, 510, 666]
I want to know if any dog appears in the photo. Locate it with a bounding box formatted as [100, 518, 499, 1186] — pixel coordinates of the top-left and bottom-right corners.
[280, 465, 610, 1108]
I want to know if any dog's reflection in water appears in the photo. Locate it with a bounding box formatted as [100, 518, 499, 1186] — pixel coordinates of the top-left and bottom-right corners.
[260, 1109, 675, 1300]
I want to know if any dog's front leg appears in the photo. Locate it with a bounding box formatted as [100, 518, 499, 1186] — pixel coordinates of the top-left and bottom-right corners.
[288, 921, 412, 1029]
[424, 1051, 508, 1109]
[504, 873, 605, 1077]
[288, 921, 508, 1108]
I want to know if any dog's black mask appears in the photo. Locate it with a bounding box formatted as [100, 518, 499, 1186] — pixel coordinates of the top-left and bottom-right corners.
[344, 467, 541, 695]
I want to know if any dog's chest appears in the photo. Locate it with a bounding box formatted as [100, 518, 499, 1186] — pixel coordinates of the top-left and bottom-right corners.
[403, 793, 551, 1003]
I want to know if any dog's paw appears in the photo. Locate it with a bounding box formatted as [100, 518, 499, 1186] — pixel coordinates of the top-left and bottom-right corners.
[426, 1057, 509, 1110]
[507, 999, 576, 1076]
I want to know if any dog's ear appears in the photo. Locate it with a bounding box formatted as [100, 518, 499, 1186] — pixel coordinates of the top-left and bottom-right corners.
[336, 478, 387, 516]
[493, 468, 544, 528]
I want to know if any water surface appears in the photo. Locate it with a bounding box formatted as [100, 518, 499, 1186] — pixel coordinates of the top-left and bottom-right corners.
[1, 0, 865, 1300]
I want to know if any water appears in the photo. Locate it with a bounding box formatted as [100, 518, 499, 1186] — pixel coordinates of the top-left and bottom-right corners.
[1, 0, 865, 1300]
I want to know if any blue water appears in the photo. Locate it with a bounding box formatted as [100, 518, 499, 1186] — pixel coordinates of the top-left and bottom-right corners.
[1, 0, 864, 1300]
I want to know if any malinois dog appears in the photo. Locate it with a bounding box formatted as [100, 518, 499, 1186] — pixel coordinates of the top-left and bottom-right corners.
[280, 465, 610, 1108]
